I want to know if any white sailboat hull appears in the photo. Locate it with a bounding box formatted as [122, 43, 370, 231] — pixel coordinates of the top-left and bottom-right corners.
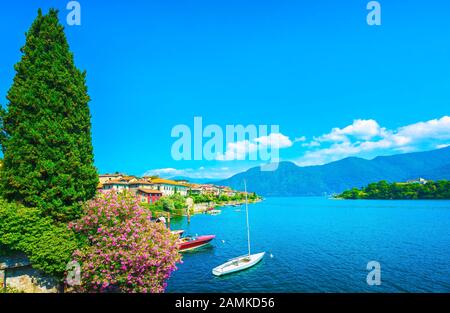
[212, 252, 265, 276]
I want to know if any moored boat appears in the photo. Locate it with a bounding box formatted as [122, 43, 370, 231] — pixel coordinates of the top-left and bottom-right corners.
[212, 252, 265, 276]
[212, 180, 265, 276]
[178, 235, 215, 252]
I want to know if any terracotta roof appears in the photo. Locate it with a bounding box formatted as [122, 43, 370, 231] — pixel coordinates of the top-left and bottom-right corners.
[151, 178, 188, 186]
[137, 188, 163, 194]
[128, 180, 153, 185]
[102, 180, 128, 185]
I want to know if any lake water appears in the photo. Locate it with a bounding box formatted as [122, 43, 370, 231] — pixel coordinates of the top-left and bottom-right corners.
[166, 197, 450, 292]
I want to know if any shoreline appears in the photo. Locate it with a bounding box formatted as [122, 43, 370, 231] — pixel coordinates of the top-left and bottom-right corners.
[192, 198, 262, 215]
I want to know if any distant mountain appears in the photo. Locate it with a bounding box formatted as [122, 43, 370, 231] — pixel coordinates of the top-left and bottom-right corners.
[420, 163, 450, 181]
[217, 147, 450, 196]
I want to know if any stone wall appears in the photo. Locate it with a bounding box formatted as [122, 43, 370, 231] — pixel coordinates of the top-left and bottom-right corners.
[0, 252, 60, 293]
[193, 202, 215, 213]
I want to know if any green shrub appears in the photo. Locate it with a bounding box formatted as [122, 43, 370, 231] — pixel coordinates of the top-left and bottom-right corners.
[0, 198, 82, 278]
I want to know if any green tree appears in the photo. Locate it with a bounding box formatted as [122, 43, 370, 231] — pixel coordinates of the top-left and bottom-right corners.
[159, 198, 175, 212]
[0, 9, 98, 221]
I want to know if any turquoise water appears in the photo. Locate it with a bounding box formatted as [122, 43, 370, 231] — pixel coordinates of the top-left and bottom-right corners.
[166, 197, 450, 292]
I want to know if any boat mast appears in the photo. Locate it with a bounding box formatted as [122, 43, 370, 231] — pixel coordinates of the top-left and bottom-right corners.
[244, 180, 251, 256]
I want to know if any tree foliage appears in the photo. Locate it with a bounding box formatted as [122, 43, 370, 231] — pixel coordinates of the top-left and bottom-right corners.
[188, 191, 259, 204]
[144, 194, 187, 216]
[0, 9, 98, 221]
[338, 180, 450, 200]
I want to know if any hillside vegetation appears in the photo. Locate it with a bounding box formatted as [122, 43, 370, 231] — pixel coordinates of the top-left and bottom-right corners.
[337, 180, 450, 200]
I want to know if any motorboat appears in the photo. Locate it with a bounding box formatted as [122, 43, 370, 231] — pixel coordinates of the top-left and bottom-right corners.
[178, 235, 215, 252]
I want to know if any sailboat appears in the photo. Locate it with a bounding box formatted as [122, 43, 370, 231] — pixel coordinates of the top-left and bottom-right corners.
[212, 180, 265, 276]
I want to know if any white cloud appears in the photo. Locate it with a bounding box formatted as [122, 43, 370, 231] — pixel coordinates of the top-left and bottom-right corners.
[255, 133, 293, 148]
[315, 119, 386, 142]
[436, 143, 450, 149]
[215, 140, 258, 161]
[143, 168, 179, 175]
[295, 116, 450, 166]
[142, 166, 245, 180]
[216, 132, 293, 161]
[396, 116, 450, 140]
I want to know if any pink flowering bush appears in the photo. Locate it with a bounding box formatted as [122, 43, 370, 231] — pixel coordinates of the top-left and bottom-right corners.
[69, 191, 181, 293]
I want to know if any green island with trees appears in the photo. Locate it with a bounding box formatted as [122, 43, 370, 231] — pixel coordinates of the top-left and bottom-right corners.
[336, 180, 450, 200]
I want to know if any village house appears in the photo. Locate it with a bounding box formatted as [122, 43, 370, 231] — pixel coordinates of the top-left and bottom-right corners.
[188, 184, 203, 195]
[136, 188, 163, 204]
[406, 178, 429, 185]
[101, 180, 129, 191]
[128, 179, 154, 191]
[151, 178, 189, 196]
[97, 174, 239, 202]
[219, 186, 236, 197]
[99, 173, 124, 184]
[201, 184, 221, 196]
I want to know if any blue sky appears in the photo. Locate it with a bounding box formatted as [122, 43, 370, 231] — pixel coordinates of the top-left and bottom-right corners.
[1, 0, 450, 179]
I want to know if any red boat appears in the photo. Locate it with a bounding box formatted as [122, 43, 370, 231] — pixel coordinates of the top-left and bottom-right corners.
[178, 235, 215, 252]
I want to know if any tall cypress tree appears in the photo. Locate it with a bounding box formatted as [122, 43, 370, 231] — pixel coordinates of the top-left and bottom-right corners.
[0, 9, 98, 221]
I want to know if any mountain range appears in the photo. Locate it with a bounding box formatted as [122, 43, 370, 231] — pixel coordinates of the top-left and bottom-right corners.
[217, 147, 450, 196]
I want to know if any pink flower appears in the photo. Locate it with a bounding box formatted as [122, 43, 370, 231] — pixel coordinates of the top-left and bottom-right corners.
[69, 190, 181, 293]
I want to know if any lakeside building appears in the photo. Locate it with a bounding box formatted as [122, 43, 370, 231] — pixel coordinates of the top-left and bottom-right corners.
[98, 173, 241, 203]
[151, 178, 189, 196]
[98, 176, 189, 199]
[199, 184, 221, 196]
[128, 179, 154, 191]
[218, 186, 236, 197]
[99, 173, 138, 184]
[99, 173, 124, 184]
[188, 184, 203, 195]
[102, 180, 129, 191]
[136, 188, 163, 204]
[406, 178, 429, 185]
[187, 184, 237, 197]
